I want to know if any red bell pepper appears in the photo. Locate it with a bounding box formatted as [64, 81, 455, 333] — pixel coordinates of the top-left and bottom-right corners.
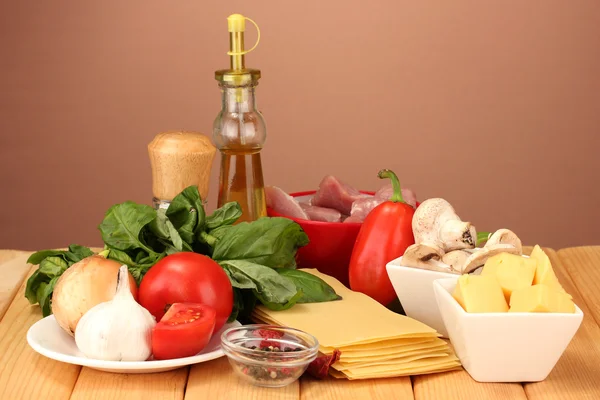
[348, 169, 415, 305]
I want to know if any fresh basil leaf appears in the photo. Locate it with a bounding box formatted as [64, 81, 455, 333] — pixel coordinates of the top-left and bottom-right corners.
[206, 202, 242, 230]
[228, 288, 258, 323]
[36, 282, 47, 308]
[99, 201, 158, 254]
[256, 290, 304, 311]
[107, 248, 136, 265]
[148, 209, 170, 239]
[277, 269, 342, 303]
[166, 186, 206, 244]
[66, 245, 94, 262]
[166, 220, 183, 251]
[107, 248, 158, 285]
[222, 265, 258, 290]
[134, 249, 148, 263]
[39, 257, 68, 277]
[212, 217, 309, 268]
[27, 250, 67, 265]
[219, 260, 298, 304]
[25, 270, 45, 304]
[38, 276, 59, 317]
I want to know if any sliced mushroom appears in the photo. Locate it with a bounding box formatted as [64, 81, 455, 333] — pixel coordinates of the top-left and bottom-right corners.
[411, 198, 476, 252]
[440, 220, 477, 251]
[485, 229, 523, 255]
[460, 244, 521, 274]
[402, 243, 458, 274]
[441, 250, 471, 272]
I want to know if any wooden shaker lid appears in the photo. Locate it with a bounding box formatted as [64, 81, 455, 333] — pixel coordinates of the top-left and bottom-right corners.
[148, 130, 217, 202]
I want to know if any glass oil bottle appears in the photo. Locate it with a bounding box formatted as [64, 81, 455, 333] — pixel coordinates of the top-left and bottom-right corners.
[213, 14, 267, 223]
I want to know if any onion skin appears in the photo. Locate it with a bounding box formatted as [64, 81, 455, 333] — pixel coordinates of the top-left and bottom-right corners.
[51, 255, 138, 336]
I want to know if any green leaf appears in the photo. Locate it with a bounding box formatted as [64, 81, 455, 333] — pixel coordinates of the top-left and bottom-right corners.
[166, 220, 183, 251]
[99, 201, 158, 254]
[25, 270, 45, 304]
[107, 248, 136, 265]
[277, 269, 342, 303]
[211, 217, 309, 268]
[66, 245, 94, 262]
[219, 260, 298, 305]
[228, 288, 258, 323]
[166, 186, 206, 244]
[206, 202, 242, 230]
[256, 289, 304, 311]
[107, 248, 158, 285]
[39, 257, 68, 277]
[147, 209, 170, 239]
[38, 276, 59, 317]
[27, 250, 67, 265]
[222, 265, 258, 290]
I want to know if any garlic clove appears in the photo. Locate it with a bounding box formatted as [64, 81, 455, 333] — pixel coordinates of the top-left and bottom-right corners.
[74, 265, 156, 362]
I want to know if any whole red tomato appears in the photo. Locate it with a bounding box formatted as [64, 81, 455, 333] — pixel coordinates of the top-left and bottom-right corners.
[139, 252, 233, 331]
[152, 303, 216, 360]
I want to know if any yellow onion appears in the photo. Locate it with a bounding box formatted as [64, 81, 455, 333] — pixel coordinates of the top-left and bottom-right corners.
[52, 255, 138, 336]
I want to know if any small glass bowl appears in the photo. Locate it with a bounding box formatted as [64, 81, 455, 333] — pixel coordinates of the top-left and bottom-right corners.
[221, 324, 319, 388]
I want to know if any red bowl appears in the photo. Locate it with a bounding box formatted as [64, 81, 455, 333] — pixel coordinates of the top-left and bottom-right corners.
[266, 190, 375, 287]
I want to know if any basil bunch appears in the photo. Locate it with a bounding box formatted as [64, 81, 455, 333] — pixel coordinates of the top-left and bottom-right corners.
[26, 186, 341, 320]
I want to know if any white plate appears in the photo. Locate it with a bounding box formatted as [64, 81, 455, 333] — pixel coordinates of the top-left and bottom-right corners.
[27, 315, 241, 373]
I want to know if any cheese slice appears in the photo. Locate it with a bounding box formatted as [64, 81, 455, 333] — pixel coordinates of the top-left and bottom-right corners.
[530, 245, 572, 299]
[481, 252, 537, 302]
[509, 284, 576, 313]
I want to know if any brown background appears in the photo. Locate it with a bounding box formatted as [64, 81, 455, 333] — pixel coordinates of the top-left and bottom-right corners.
[1, 0, 599, 251]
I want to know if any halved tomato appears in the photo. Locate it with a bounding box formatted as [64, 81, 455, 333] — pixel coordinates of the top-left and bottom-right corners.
[151, 303, 216, 360]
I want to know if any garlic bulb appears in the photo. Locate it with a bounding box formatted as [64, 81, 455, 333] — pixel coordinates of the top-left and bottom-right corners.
[74, 265, 156, 361]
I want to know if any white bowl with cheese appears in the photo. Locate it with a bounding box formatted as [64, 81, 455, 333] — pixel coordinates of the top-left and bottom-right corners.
[386, 256, 459, 338]
[433, 277, 583, 382]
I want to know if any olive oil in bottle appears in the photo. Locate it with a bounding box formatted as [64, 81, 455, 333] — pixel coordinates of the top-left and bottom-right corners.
[213, 14, 267, 223]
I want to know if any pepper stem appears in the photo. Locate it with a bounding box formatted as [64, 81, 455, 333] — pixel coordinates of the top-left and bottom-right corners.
[377, 169, 404, 203]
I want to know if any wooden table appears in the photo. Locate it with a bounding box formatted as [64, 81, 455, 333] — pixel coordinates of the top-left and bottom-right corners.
[1, 247, 600, 399]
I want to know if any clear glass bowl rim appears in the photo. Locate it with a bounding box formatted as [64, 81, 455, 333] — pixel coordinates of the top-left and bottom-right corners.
[220, 324, 320, 364]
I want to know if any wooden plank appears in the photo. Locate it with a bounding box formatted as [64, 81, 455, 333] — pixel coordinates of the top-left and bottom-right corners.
[523, 248, 600, 400]
[70, 367, 188, 400]
[0, 251, 32, 321]
[0, 249, 26, 265]
[0, 267, 81, 400]
[558, 246, 600, 327]
[186, 357, 299, 400]
[301, 375, 414, 400]
[413, 370, 527, 400]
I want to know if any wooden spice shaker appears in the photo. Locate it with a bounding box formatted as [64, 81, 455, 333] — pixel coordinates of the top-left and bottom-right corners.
[148, 130, 217, 209]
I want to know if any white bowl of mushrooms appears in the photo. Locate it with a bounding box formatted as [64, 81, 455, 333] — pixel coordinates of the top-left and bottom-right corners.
[386, 198, 524, 338]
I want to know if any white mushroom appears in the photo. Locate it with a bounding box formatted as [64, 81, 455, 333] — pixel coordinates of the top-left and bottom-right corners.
[412, 199, 477, 252]
[485, 229, 523, 255]
[402, 243, 459, 274]
[441, 250, 471, 272]
[460, 244, 521, 274]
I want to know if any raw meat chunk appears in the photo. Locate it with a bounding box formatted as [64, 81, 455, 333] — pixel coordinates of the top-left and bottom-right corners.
[265, 186, 309, 220]
[311, 175, 368, 215]
[350, 197, 384, 222]
[347, 185, 418, 223]
[300, 204, 342, 223]
[375, 184, 417, 208]
[343, 215, 364, 223]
